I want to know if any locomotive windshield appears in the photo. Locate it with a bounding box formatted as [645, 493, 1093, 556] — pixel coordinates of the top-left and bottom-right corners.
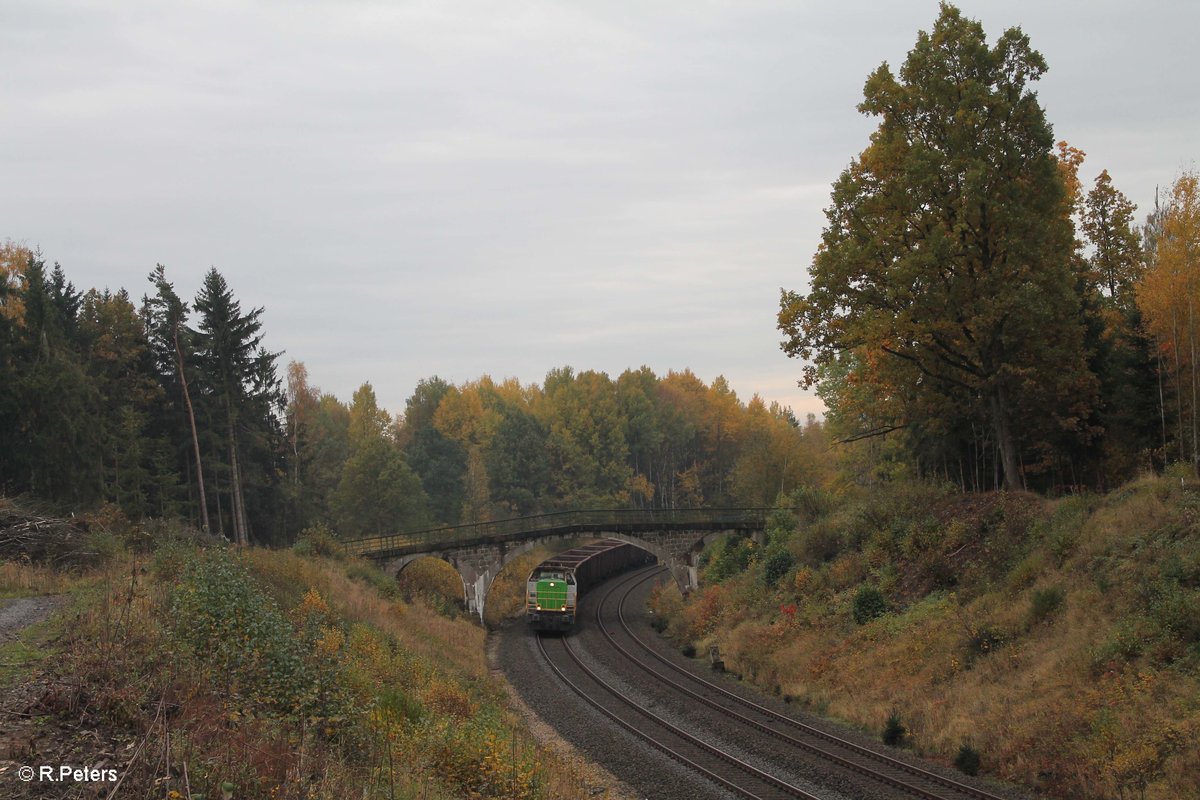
[534, 570, 575, 584]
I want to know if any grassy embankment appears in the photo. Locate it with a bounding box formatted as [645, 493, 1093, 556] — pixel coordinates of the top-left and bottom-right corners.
[650, 476, 1200, 800]
[0, 511, 609, 800]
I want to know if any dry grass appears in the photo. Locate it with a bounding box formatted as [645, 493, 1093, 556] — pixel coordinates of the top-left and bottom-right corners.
[0, 559, 75, 597]
[651, 477, 1200, 800]
[2, 542, 625, 800]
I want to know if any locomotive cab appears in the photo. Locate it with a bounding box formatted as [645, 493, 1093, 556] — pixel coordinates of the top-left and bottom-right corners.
[526, 567, 578, 629]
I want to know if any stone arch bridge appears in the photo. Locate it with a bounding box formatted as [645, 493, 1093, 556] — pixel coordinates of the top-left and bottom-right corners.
[344, 509, 771, 621]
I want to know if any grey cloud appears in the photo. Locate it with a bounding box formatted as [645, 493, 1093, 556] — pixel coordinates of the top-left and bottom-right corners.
[3, 0, 1197, 416]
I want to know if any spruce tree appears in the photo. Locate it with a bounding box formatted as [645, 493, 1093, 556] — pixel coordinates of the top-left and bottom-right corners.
[193, 268, 282, 544]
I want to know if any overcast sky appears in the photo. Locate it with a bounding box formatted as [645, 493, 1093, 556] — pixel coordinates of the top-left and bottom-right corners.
[3, 1, 1196, 419]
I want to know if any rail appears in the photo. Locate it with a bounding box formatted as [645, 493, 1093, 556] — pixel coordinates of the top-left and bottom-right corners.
[343, 507, 774, 558]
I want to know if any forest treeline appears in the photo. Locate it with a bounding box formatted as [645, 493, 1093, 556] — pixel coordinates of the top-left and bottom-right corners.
[0, 248, 828, 543]
[779, 5, 1198, 495]
[6, 4, 1198, 541]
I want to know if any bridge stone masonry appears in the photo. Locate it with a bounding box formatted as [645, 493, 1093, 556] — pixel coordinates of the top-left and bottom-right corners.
[343, 509, 773, 622]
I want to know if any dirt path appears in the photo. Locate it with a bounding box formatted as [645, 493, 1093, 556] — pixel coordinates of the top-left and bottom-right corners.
[0, 597, 63, 643]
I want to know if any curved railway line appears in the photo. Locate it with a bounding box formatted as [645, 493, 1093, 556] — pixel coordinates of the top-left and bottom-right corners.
[534, 564, 1017, 800]
[536, 631, 818, 799]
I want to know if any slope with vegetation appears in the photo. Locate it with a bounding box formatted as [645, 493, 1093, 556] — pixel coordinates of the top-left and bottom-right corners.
[650, 477, 1200, 800]
[0, 505, 623, 800]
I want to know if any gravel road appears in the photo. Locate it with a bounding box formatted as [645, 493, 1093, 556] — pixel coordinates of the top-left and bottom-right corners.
[0, 597, 62, 643]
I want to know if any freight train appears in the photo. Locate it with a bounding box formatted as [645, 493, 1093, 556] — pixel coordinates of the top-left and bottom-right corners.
[525, 539, 655, 631]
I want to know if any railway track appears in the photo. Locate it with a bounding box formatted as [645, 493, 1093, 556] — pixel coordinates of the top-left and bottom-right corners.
[590, 566, 1011, 800]
[535, 629, 821, 799]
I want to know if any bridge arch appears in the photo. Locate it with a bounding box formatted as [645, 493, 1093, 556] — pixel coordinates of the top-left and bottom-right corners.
[357, 508, 772, 623]
[381, 530, 727, 623]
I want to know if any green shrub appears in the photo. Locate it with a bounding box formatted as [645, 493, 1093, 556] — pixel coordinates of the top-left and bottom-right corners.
[150, 538, 198, 584]
[294, 522, 343, 559]
[763, 548, 795, 588]
[168, 551, 318, 714]
[345, 560, 399, 599]
[954, 743, 981, 775]
[882, 710, 906, 746]
[852, 585, 889, 625]
[1143, 579, 1200, 645]
[1091, 620, 1144, 672]
[706, 535, 754, 582]
[797, 524, 843, 566]
[377, 686, 422, 725]
[1005, 551, 1046, 593]
[1029, 586, 1065, 624]
[1163, 461, 1193, 482]
[765, 507, 799, 544]
[1036, 496, 1091, 566]
[80, 530, 125, 566]
[787, 485, 832, 520]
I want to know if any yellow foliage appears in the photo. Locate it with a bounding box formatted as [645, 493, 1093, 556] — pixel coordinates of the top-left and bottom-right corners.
[0, 239, 30, 326]
[315, 625, 344, 658]
[793, 566, 814, 594]
[424, 676, 477, 719]
[298, 587, 330, 617]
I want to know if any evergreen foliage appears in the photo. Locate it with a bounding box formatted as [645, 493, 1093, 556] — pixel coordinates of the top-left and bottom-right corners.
[853, 585, 889, 625]
[882, 710, 907, 746]
[954, 744, 982, 776]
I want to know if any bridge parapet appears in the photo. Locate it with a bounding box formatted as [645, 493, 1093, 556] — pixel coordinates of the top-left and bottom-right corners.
[344, 507, 772, 560]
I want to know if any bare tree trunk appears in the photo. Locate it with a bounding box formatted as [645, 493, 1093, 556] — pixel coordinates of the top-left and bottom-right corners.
[988, 389, 1021, 491]
[1172, 308, 1186, 462]
[1191, 295, 1198, 475]
[174, 332, 210, 534]
[226, 407, 247, 547]
[1158, 352, 1168, 459]
[214, 465, 225, 539]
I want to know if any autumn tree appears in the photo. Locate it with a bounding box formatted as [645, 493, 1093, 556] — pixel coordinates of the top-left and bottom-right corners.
[1068, 166, 1160, 481]
[779, 4, 1096, 490]
[730, 397, 818, 506]
[1138, 172, 1200, 470]
[0, 242, 29, 474]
